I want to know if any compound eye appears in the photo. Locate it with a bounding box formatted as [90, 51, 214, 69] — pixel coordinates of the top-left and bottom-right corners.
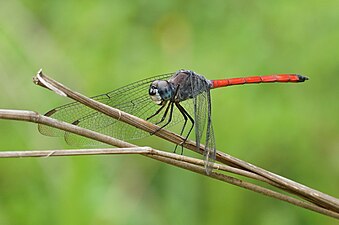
[149, 85, 158, 95]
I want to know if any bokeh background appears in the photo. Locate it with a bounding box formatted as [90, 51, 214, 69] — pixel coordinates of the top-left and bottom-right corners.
[0, 0, 338, 224]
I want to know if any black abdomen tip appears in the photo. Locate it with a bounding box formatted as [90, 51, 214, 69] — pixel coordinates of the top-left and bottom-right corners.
[297, 75, 309, 82]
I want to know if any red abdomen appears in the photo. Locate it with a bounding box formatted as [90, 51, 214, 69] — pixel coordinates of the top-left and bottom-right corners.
[211, 74, 308, 89]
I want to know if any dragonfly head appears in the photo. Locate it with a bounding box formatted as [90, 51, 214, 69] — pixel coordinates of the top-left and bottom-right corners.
[149, 80, 173, 105]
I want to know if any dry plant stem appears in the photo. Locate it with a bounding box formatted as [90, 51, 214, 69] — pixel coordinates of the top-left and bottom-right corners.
[152, 156, 339, 219]
[0, 146, 271, 184]
[33, 70, 339, 213]
[0, 145, 275, 185]
[1, 109, 339, 219]
[0, 147, 152, 157]
[0, 110, 287, 192]
[0, 110, 273, 183]
[216, 151, 339, 211]
[0, 109, 255, 178]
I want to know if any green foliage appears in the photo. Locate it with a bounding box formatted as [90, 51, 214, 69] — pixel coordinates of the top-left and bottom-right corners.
[0, 0, 338, 224]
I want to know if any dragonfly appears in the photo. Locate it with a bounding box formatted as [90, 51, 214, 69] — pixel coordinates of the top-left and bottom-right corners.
[39, 69, 308, 173]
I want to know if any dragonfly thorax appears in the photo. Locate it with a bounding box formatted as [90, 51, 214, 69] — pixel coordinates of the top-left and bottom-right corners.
[149, 80, 174, 105]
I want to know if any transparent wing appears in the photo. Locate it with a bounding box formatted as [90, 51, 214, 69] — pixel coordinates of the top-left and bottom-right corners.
[39, 72, 197, 146]
[187, 74, 216, 173]
[204, 90, 216, 174]
[189, 73, 209, 149]
[193, 91, 207, 149]
[204, 122, 216, 174]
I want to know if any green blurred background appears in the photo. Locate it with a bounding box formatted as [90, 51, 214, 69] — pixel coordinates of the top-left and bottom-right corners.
[0, 0, 338, 224]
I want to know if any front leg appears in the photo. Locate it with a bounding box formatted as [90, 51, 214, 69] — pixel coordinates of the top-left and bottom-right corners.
[146, 101, 168, 121]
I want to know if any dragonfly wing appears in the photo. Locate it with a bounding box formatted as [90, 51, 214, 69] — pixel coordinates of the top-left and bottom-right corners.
[38, 95, 112, 137]
[64, 94, 161, 145]
[39, 72, 191, 146]
[204, 89, 216, 174]
[204, 121, 216, 174]
[193, 91, 207, 149]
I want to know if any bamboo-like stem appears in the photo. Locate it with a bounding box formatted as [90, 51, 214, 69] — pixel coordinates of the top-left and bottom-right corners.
[0, 147, 152, 157]
[0, 143, 276, 185]
[1, 109, 338, 219]
[0, 70, 337, 219]
[0, 109, 276, 184]
[0, 110, 288, 194]
[33, 70, 339, 213]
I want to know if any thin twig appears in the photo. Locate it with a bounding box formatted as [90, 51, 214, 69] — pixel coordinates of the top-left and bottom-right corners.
[0, 110, 284, 191]
[0, 69, 338, 218]
[0, 144, 276, 185]
[33, 70, 339, 213]
[0, 115, 339, 221]
[0, 147, 152, 157]
[1, 109, 338, 219]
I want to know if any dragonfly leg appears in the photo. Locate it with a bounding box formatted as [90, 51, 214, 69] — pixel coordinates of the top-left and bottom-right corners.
[173, 105, 188, 154]
[150, 102, 175, 135]
[146, 101, 167, 121]
[154, 101, 171, 125]
[174, 102, 194, 154]
[177, 106, 188, 136]
[148, 81, 181, 124]
[150, 83, 181, 135]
